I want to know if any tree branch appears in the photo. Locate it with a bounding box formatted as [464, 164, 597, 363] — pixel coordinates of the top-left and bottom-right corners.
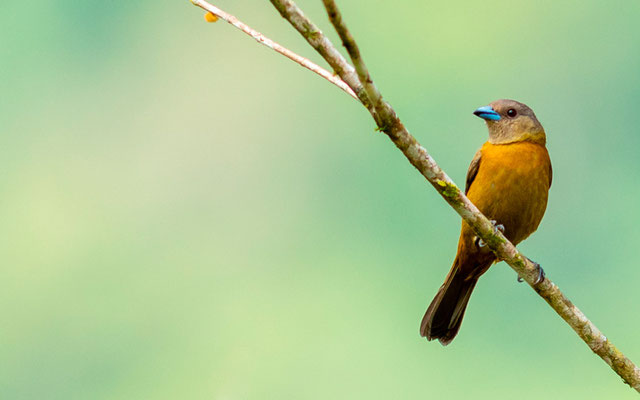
[189, 0, 358, 100]
[189, 0, 640, 391]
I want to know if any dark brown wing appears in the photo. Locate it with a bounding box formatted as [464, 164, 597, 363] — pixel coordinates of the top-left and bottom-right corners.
[465, 149, 482, 194]
[548, 162, 553, 188]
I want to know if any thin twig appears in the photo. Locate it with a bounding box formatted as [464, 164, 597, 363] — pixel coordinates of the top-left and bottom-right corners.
[189, 0, 358, 100]
[188, 0, 640, 391]
[322, 0, 383, 113]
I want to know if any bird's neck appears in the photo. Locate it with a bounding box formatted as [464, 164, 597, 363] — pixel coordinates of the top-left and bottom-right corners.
[488, 130, 547, 146]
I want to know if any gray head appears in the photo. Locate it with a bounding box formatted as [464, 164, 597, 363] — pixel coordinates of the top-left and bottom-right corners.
[473, 99, 546, 145]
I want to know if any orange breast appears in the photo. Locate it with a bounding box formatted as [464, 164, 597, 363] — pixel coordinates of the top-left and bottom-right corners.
[466, 141, 552, 245]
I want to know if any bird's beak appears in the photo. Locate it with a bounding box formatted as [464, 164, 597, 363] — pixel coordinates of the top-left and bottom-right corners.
[473, 105, 501, 121]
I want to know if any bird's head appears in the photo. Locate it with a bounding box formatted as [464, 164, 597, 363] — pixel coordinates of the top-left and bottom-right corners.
[473, 99, 546, 145]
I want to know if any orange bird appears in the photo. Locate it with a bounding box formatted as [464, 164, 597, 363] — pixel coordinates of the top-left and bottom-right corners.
[420, 99, 552, 345]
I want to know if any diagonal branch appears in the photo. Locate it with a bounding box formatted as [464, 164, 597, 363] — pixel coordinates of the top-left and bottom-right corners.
[188, 0, 640, 391]
[189, 0, 358, 100]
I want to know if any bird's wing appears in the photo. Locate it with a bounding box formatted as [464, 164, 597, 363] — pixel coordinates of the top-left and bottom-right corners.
[548, 162, 553, 188]
[465, 149, 482, 194]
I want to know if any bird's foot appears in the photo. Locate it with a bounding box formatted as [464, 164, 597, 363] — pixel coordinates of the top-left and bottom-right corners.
[517, 258, 545, 284]
[532, 261, 545, 284]
[491, 220, 505, 234]
[474, 220, 505, 249]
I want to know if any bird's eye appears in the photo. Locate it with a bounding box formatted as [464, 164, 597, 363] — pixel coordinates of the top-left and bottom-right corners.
[507, 109, 517, 118]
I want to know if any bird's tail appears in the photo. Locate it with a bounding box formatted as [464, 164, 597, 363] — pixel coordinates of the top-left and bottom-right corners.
[420, 261, 479, 346]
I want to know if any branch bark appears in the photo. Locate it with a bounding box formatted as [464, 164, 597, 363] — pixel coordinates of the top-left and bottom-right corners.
[189, 0, 640, 391]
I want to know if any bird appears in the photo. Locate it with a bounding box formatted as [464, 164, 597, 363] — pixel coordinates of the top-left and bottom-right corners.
[420, 99, 552, 345]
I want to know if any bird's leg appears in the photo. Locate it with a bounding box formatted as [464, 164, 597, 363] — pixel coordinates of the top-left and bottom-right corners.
[517, 258, 545, 284]
[474, 220, 505, 249]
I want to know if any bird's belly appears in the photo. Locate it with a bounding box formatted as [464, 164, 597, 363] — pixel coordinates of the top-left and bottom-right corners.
[468, 159, 550, 245]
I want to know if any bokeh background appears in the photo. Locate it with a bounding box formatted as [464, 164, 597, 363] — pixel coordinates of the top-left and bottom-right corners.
[2, 0, 640, 398]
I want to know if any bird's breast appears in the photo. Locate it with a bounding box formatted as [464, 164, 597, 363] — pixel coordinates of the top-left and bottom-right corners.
[467, 141, 551, 245]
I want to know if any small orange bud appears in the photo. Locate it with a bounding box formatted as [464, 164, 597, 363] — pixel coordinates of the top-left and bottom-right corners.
[204, 12, 219, 23]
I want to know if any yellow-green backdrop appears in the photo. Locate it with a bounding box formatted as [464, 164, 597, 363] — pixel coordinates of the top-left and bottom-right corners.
[2, 1, 640, 398]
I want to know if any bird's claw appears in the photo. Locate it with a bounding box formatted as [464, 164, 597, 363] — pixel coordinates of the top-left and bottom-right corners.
[517, 259, 545, 284]
[490, 220, 505, 234]
[474, 220, 505, 249]
[533, 261, 545, 285]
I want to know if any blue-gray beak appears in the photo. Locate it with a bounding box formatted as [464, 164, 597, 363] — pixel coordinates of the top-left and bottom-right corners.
[473, 105, 501, 121]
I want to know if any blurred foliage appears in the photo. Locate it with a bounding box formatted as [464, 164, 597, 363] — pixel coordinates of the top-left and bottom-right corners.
[1, 0, 639, 398]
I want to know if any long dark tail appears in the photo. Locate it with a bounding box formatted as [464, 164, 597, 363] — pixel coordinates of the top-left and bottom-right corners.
[420, 266, 478, 346]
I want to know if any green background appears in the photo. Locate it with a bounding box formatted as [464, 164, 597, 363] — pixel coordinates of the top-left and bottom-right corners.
[2, 0, 640, 398]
